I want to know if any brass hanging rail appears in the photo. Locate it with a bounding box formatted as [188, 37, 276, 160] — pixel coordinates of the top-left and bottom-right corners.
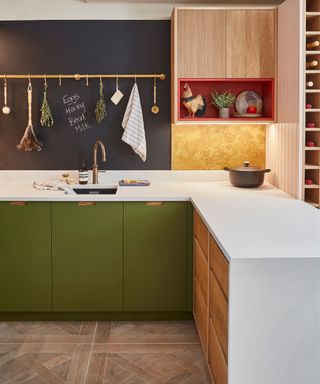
[0, 73, 166, 80]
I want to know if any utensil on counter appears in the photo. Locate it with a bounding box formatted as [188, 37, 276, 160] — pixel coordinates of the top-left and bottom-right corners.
[224, 161, 271, 188]
[2, 76, 11, 115]
[17, 77, 42, 152]
[151, 76, 159, 114]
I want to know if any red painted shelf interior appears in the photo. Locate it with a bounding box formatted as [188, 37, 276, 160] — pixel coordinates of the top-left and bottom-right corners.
[178, 78, 274, 121]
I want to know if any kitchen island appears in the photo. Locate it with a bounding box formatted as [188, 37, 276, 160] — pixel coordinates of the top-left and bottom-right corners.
[0, 170, 319, 384]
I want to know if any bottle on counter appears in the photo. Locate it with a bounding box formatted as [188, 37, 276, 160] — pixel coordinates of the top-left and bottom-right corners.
[306, 40, 320, 50]
[79, 159, 89, 185]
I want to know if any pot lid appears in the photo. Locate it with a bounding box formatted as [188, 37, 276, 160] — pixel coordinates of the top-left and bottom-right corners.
[227, 161, 265, 172]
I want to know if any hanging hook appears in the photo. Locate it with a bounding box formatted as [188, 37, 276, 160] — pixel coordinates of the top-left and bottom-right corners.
[59, 74, 62, 87]
[134, 74, 137, 84]
[86, 74, 89, 86]
[116, 75, 119, 90]
[27, 75, 32, 91]
[4, 74, 7, 87]
[99, 74, 102, 85]
[44, 74, 47, 89]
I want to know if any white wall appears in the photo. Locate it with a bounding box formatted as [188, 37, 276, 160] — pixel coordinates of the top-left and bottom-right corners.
[0, 0, 178, 20]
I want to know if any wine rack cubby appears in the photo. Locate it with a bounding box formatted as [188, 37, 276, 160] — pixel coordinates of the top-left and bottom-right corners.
[305, 149, 320, 167]
[304, 0, 320, 208]
[306, 15, 320, 32]
[306, 73, 320, 90]
[307, 0, 320, 13]
[306, 93, 320, 109]
[305, 188, 320, 207]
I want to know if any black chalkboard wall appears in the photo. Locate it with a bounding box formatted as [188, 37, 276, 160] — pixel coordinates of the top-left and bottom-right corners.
[0, 21, 171, 170]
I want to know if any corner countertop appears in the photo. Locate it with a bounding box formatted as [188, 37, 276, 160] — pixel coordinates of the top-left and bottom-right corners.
[0, 170, 319, 261]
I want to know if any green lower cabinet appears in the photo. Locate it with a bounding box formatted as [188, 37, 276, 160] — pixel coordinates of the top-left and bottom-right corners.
[52, 202, 123, 312]
[0, 202, 52, 311]
[124, 202, 188, 312]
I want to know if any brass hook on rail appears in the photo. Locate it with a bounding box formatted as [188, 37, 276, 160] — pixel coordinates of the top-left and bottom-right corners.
[59, 74, 62, 87]
[86, 74, 89, 86]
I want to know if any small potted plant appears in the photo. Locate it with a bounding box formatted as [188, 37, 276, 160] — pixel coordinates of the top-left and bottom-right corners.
[210, 90, 236, 118]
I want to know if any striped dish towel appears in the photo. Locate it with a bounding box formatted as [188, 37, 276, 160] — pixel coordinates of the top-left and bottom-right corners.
[122, 83, 146, 161]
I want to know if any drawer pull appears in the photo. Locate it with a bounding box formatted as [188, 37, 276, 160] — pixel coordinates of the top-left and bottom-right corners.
[10, 201, 28, 206]
[145, 201, 164, 206]
[78, 202, 96, 206]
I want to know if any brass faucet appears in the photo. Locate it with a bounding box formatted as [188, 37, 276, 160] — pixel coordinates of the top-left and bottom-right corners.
[92, 140, 106, 184]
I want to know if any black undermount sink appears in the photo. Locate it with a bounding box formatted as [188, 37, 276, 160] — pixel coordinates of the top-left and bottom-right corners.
[72, 186, 118, 195]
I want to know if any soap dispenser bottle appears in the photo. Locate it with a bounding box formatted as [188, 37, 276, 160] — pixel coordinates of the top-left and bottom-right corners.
[79, 159, 89, 185]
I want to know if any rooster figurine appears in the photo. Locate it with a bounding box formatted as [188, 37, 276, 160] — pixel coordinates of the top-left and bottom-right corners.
[182, 83, 206, 118]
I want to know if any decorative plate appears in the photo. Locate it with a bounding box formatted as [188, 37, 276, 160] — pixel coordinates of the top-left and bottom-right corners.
[233, 113, 262, 118]
[235, 90, 263, 115]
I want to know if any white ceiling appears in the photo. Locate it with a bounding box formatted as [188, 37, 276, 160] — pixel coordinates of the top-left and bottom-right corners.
[0, 0, 283, 21]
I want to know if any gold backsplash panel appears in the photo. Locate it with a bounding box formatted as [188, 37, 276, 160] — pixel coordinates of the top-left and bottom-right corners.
[172, 124, 266, 170]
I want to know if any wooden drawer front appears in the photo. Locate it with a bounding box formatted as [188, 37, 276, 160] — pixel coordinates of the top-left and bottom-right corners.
[209, 269, 228, 359]
[194, 209, 209, 258]
[208, 318, 227, 384]
[210, 236, 229, 298]
[194, 238, 208, 305]
[194, 277, 208, 353]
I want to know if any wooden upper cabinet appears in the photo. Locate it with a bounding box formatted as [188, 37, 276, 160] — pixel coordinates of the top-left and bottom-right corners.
[176, 10, 227, 78]
[226, 10, 275, 78]
[175, 8, 276, 79]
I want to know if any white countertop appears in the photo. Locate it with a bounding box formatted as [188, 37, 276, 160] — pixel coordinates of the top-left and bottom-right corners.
[0, 170, 319, 261]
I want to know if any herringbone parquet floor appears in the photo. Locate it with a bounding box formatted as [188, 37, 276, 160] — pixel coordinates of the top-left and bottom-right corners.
[0, 321, 211, 383]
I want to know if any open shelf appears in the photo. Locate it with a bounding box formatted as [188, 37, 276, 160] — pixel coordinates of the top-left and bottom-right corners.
[178, 78, 274, 122]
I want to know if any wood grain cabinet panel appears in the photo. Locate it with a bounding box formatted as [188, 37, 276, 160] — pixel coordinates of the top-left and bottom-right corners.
[194, 238, 209, 305]
[177, 10, 227, 78]
[226, 10, 275, 78]
[210, 235, 229, 298]
[208, 318, 228, 384]
[194, 209, 209, 258]
[209, 269, 228, 359]
[194, 277, 208, 353]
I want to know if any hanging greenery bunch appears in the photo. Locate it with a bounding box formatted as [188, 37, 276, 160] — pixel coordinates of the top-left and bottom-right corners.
[40, 81, 54, 127]
[95, 79, 107, 124]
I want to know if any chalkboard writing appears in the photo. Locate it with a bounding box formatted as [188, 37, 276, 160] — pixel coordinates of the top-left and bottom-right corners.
[62, 93, 91, 133]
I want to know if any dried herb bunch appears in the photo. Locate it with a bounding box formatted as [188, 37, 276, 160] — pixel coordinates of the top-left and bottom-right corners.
[95, 79, 107, 124]
[40, 82, 54, 127]
[17, 124, 42, 152]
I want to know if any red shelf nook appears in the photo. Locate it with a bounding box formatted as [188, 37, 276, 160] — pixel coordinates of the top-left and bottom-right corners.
[178, 78, 274, 122]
